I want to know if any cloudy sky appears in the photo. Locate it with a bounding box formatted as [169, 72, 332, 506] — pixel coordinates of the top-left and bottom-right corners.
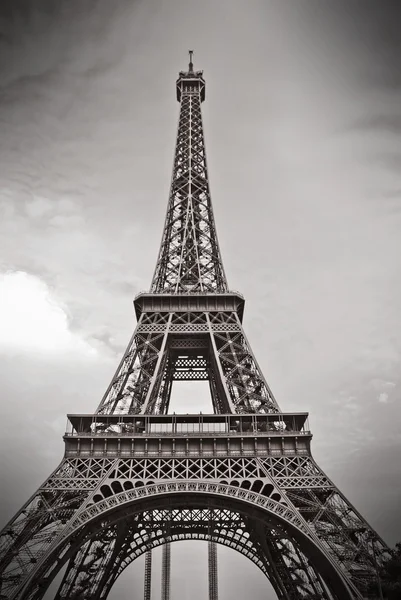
[1, 1, 401, 598]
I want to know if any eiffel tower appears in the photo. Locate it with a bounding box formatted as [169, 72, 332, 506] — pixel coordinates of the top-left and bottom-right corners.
[0, 53, 390, 600]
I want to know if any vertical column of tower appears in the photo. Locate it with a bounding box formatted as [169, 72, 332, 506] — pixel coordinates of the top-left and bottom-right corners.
[143, 550, 152, 600]
[161, 543, 171, 600]
[208, 541, 218, 600]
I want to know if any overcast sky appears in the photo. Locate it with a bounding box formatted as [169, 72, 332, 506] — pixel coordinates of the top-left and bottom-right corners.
[1, 1, 401, 599]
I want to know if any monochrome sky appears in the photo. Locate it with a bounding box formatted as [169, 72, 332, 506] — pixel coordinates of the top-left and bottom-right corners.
[1, 1, 401, 598]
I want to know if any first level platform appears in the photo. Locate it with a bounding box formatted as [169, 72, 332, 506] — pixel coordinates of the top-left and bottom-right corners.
[64, 412, 312, 459]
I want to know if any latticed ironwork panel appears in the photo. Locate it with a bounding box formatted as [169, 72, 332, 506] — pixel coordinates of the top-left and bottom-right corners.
[95, 310, 281, 416]
[171, 353, 209, 380]
[0, 450, 389, 599]
[96, 312, 170, 415]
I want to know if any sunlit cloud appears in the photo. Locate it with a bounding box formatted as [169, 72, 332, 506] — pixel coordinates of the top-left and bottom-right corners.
[0, 271, 96, 356]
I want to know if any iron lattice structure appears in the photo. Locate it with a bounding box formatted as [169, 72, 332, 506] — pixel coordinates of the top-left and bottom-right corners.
[0, 55, 390, 600]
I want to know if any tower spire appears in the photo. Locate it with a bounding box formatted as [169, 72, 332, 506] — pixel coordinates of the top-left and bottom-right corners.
[151, 58, 227, 293]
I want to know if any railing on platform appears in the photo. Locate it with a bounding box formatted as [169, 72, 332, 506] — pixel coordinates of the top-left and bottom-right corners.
[65, 412, 310, 438]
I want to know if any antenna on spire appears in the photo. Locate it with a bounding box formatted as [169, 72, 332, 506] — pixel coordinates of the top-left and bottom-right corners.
[188, 50, 194, 73]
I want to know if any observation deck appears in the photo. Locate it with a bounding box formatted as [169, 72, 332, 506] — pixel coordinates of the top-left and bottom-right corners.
[176, 51, 206, 102]
[64, 412, 312, 459]
[134, 291, 245, 322]
[176, 69, 205, 102]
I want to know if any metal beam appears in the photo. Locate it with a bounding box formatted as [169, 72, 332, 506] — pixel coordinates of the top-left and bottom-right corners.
[144, 550, 152, 600]
[161, 543, 171, 600]
[208, 542, 218, 600]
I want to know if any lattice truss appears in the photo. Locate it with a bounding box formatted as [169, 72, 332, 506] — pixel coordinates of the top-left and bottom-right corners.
[151, 81, 227, 293]
[96, 311, 280, 416]
[0, 454, 389, 600]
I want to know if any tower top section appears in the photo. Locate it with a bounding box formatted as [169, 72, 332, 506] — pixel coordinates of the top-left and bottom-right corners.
[176, 50, 206, 102]
[151, 52, 227, 294]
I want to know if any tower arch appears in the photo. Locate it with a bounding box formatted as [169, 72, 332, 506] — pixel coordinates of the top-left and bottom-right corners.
[17, 485, 355, 600]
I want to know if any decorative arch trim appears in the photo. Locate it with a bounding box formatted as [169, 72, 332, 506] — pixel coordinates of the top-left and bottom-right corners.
[69, 481, 309, 536]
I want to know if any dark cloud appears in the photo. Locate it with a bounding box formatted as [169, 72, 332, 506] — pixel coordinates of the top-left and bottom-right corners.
[349, 115, 401, 135]
[290, 1, 401, 90]
[376, 152, 401, 173]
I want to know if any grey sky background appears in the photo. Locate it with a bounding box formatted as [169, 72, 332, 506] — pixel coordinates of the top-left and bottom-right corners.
[1, 1, 401, 598]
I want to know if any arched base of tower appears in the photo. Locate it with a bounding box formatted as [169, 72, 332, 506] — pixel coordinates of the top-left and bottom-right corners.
[14, 485, 356, 600]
